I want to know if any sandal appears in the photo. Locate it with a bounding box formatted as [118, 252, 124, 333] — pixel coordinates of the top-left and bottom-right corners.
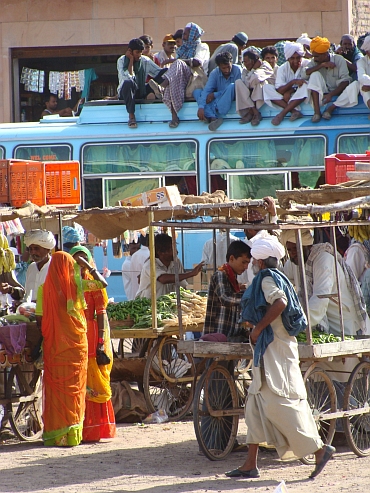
[239, 114, 253, 124]
[251, 112, 262, 126]
[128, 118, 137, 129]
[271, 114, 283, 126]
[169, 119, 179, 128]
[289, 110, 303, 122]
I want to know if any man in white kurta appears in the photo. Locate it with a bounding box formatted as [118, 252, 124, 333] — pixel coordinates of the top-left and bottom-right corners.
[225, 236, 333, 479]
[263, 41, 310, 125]
[130, 236, 150, 298]
[302, 36, 357, 122]
[357, 35, 370, 111]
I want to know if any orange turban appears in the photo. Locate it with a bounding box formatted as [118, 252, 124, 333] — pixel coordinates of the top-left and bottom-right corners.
[310, 36, 330, 54]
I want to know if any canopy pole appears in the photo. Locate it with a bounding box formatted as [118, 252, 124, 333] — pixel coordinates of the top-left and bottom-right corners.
[58, 211, 63, 250]
[331, 225, 345, 341]
[296, 229, 312, 345]
[171, 227, 183, 339]
[149, 210, 157, 329]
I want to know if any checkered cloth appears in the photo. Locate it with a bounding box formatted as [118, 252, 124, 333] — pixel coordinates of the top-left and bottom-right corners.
[163, 60, 192, 114]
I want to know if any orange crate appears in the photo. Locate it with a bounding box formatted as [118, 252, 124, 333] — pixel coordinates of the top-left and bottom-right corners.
[44, 161, 81, 205]
[325, 152, 370, 184]
[9, 161, 45, 207]
[0, 160, 10, 203]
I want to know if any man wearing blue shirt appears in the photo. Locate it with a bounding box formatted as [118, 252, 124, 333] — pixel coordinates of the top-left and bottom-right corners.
[194, 52, 241, 131]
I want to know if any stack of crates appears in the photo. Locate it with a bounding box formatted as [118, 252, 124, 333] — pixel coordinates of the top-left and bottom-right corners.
[0, 159, 81, 207]
[325, 151, 370, 185]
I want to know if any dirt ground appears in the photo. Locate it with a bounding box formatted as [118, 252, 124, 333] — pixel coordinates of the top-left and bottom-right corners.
[0, 419, 369, 493]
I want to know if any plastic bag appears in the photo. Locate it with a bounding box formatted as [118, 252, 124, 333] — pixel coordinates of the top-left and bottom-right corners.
[143, 409, 169, 424]
[16, 302, 36, 320]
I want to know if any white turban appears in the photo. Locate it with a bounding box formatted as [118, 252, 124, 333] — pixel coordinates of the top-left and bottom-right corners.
[296, 34, 312, 47]
[362, 35, 370, 53]
[24, 229, 56, 250]
[251, 236, 285, 261]
[284, 41, 305, 60]
[280, 229, 314, 246]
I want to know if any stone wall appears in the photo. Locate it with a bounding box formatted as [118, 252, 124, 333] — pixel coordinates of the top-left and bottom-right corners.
[352, 0, 370, 37]
[0, 0, 353, 122]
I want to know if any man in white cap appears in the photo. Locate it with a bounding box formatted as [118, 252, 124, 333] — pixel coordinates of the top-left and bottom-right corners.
[24, 229, 56, 302]
[207, 32, 248, 75]
[225, 235, 335, 479]
[263, 41, 310, 125]
[357, 35, 370, 112]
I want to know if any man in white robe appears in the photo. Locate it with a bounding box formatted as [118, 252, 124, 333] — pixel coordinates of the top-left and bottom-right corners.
[263, 42, 310, 125]
[357, 35, 370, 112]
[225, 236, 334, 479]
[302, 36, 357, 122]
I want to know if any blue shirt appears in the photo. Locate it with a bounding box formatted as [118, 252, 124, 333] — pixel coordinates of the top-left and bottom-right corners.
[197, 64, 241, 108]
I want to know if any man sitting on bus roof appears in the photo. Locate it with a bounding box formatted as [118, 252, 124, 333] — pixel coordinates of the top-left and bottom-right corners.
[207, 32, 248, 75]
[117, 38, 168, 129]
[153, 34, 177, 68]
[194, 52, 241, 131]
[357, 35, 370, 113]
[263, 42, 310, 126]
[302, 36, 357, 122]
[335, 34, 363, 81]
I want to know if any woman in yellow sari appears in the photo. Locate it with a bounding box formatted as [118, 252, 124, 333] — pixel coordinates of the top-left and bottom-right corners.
[36, 251, 107, 446]
[70, 245, 116, 442]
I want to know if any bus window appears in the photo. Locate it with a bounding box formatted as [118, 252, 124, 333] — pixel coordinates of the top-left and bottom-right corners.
[292, 170, 322, 189]
[0, 147, 4, 159]
[82, 141, 197, 174]
[337, 134, 370, 154]
[229, 173, 287, 199]
[103, 177, 161, 207]
[14, 144, 71, 161]
[164, 176, 197, 195]
[83, 179, 103, 209]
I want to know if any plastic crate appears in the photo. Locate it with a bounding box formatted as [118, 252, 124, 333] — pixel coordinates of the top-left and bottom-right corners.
[325, 151, 370, 184]
[44, 161, 81, 206]
[0, 160, 10, 203]
[9, 161, 45, 207]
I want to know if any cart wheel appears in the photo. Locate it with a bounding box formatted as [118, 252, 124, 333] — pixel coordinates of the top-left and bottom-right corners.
[6, 365, 43, 441]
[301, 367, 337, 465]
[117, 338, 150, 358]
[193, 362, 239, 461]
[143, 337, 195, 421]
[343, 361, 370, 457]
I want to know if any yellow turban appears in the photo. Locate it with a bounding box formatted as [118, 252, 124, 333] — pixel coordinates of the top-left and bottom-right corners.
[280, 229, 314, 246]
[310, 36, 330, 54]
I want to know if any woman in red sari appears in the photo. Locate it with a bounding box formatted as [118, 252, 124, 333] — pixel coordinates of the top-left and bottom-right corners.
[36, 251, 108, 446]
[70, 245, 116, 442]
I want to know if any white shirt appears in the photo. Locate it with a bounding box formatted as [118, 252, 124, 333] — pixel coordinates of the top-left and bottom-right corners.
[122, 256, 134, 300]
[136, 257, 187, 299]
[345, 242, 368, 284]
[194, 42, 210, 74]
[357, 55, 370, 86]
[201, 232, 239, 268]
[130, 246, 149, 298]
[25, 258, 51, 301]
[275, 58, 310, 89]
[154, 50, 176, 68]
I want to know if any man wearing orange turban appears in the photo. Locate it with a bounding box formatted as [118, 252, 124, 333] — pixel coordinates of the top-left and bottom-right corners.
[301, 36, 358, 122]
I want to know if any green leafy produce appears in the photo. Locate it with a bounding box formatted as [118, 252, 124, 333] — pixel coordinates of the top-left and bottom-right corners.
[296, 330, 354, 344]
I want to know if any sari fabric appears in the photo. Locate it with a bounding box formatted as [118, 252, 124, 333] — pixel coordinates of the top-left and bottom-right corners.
[41, 251, 103, 446]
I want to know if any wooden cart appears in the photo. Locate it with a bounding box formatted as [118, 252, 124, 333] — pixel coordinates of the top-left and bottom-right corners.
[151, 206, 370, 461]
[0, 322, 43, 441]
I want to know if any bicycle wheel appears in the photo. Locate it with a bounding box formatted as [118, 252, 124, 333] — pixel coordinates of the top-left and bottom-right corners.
[193, 362, 239, 461]
[143, 337, 195, 421]
[6, 365, 43, 441]
[343, 361, 370, 457]
[301, 367, 337, 465]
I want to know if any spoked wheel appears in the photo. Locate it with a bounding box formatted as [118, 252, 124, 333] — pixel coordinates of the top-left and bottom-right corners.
[6, 365, 43, 441]
[301, 366, 337, 465]
[193, 362, 239, 461]
[343, 361, 370, 457]
[117, 338, 150, 358]
[143, 337, 195, 421]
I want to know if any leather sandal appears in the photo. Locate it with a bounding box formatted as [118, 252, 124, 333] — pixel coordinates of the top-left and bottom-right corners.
[309, 445, 335, 479]
[169, 119, 179, 128]
[128, 118, 137, 128]
[225, 467, 260, 478]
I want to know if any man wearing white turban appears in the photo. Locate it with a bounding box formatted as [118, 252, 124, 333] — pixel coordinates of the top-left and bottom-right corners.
[296, 33, 312, 58]
[24, 229, 56, 302]
[225, 236, 334, 480]
[263, 41, 310, 125]
[357, 35, 370, 112]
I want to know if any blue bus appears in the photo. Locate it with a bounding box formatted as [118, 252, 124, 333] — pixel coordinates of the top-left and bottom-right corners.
[1, 99, 369, 299]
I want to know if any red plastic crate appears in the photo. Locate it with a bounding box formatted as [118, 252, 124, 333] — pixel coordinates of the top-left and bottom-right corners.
[44, 161, 81, 206]
[325, 151, 370, 184]
[9, 161, 45, 207]
[0, 160, 10, 203]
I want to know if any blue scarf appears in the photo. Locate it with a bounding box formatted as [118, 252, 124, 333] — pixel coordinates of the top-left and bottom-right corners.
[240, 268, 307, 367]
[176, 23, 204, 60]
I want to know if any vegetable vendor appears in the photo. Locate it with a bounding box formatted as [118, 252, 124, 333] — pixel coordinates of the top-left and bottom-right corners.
[136, 233, 204, 299]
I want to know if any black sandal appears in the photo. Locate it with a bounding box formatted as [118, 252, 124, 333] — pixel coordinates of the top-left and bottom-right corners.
[128, 118, 137, 128]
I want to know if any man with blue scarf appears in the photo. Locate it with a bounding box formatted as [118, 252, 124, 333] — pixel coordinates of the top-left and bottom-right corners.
[225, 236, 335, 480]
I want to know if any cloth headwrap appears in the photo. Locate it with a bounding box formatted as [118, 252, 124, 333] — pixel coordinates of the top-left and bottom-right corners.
[24, 229, 56, 250]
[243, 48, 260, 61]
[284, 41, 305, 60]
[69, 245, 92, 262]
[242, 209, 264, 223]
[296, 34, 312, 47]
[310, 36, 331, 54]
[362, 35, 370, 53]
[62, 226, 84, 245]
[176, 23, 204, 60]
[280, 229, 314, 246]
[341, 34, 355, 46]
[251, 237, 285, 261]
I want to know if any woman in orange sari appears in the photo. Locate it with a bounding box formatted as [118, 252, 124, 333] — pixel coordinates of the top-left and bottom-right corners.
[36, 251, 107, 446]
[70, 245, 116, 441]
